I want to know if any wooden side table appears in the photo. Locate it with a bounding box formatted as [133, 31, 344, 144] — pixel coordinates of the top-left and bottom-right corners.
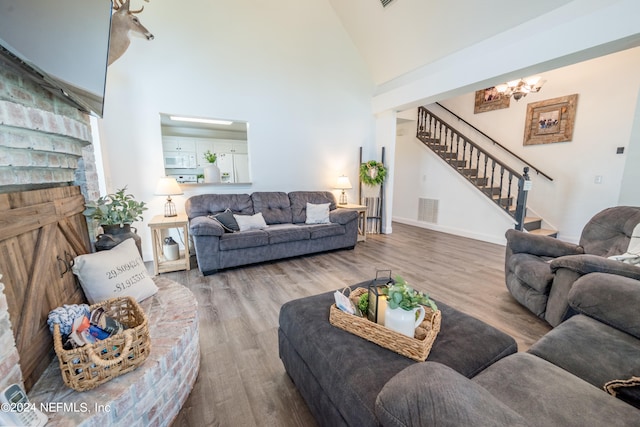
[337, 203, 367, 242]
[148, 213, 191, 275]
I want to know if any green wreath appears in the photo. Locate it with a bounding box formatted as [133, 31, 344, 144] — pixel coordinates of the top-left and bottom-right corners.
[360, 160, 387, 186]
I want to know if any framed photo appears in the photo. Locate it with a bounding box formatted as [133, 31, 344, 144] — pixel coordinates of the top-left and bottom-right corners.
[523, 94, 578, 146]
[474, 87, 510, 114]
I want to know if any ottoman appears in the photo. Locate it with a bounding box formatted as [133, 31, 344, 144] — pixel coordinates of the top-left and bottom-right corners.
[278, 283, 517, 427]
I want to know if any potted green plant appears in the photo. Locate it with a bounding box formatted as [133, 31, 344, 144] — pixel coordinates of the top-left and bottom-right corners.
[203, 150, 217, 163]
[202, 150, 220, 183]
[83, 187, 147, 254]
[381, 276, 438, 337]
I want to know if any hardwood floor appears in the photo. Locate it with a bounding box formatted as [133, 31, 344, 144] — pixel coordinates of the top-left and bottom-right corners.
[166, 222, 551, 427]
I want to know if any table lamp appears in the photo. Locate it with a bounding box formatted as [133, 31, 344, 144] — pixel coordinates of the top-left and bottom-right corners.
[335, 175, 352, 205]
[155, 177, 183, 217]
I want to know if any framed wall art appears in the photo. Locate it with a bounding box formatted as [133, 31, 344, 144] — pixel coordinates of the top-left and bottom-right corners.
[474, 86, 510, 114]
[523, 94, 578, 146]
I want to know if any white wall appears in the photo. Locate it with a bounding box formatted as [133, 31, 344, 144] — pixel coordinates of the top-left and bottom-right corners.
[393, 47, 640, 243]
[372, 0, 640, 114]
[97, 0, 375, 261]
[328, 0, 570, 85]
[392, 119, 516, 244]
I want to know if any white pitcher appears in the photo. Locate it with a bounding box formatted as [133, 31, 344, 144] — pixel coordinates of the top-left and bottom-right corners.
[384, 305, 426, 338]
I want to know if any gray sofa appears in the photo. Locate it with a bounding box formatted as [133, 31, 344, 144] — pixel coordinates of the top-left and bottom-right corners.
[505, 206, 640, 326]
[185, 191, 358, 274]
[377, 272, 640, 426]
[280, 273, 640, 426]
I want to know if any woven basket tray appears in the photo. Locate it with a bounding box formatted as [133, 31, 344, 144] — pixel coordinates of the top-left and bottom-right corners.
[53, 296, 151, 392]
[329, 288, 441, 362]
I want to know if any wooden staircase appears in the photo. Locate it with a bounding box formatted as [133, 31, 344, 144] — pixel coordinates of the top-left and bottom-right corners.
[417, 106, 557, 237]
[523, 216, 557, 237]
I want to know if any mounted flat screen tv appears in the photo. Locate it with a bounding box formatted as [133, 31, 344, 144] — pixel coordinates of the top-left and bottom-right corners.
[0, 0, 112, 117]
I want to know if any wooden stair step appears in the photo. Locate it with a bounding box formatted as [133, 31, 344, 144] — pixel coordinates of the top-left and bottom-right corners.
[420, 137, 442, 145]
[529, 228, 558, 238]
[440, 151, 458, 159]
[447, 159, 467, 167]
[523, 216, 542, 232]
[468, 176, 489, 186]
[492, 194, 513, 207]
[429, 144, 448, 152]
[459, 168, 478, 177]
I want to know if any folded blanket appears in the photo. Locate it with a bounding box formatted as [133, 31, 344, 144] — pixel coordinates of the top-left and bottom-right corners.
[608, 223, 640, 265]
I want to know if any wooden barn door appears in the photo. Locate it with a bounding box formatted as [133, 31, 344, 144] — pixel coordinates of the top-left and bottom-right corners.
[0, 186, 91, 390]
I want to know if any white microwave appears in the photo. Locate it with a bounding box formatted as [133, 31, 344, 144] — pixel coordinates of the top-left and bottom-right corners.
[164, 151, 197, 169]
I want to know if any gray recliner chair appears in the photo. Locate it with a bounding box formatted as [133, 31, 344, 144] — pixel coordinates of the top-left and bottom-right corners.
[505, 206, 640, 326]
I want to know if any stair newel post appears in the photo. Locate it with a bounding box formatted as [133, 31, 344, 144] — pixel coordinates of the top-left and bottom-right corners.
[514, 167, 530, 230]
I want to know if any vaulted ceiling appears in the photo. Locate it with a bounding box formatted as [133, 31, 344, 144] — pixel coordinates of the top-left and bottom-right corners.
[328, 0, 573, 85]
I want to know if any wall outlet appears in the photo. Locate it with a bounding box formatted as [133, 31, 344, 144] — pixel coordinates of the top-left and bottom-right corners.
[594, 175, 603, 184]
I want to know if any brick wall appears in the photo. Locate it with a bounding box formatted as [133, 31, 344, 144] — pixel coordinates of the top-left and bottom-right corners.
[0, 57, 101, 393]
[29, 278, 200, 427]
[0, 56, 99, 199]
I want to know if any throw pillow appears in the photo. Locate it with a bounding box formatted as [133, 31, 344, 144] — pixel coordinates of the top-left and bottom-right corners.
[234, 212, 269, 231]
[208, 208, 240, 232]
[604, 376, 640, 409]
[305, 202, 330, 224]
[72, 238, 158, 304]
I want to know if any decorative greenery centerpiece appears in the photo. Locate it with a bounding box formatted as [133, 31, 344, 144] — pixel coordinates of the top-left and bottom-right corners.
[203, 150, 217, 163]
[83, 187, 147, 227]
[381, 276, 438, 312]
[357, 293, 369, 316]
[360, 160, 387, 186]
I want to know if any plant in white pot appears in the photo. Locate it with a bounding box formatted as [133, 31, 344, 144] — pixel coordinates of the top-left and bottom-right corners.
[381, 276, 438, 337]
[83, 187, 147, 255]
[202, 150, 220, 183]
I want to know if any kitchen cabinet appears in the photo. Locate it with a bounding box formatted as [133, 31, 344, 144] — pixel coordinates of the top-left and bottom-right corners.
[214, 140, 248, 154]
[195, 140, 216, 167]
[162, 137, 196, 152]
[162, 136, 250, 182]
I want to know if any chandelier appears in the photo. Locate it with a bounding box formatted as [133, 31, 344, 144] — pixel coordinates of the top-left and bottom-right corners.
[495, 76, 545, 101]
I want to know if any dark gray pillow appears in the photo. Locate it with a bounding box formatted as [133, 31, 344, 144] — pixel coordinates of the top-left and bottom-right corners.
[208, 208, 239, 232]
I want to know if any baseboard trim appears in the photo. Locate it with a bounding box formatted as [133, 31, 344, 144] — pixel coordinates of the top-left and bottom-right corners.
[392, 217, 507, 246]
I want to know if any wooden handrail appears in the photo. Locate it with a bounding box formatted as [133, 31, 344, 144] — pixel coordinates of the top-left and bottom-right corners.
[435, 102, 553, 181]
[420, 107, 522, 179]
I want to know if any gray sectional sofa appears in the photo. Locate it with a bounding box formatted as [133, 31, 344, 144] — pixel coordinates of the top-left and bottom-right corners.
[279, 272, 640, 426]
[185, 191, 358, 275]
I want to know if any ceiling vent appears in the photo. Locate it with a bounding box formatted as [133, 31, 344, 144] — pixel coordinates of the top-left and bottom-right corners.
[380, 0, 394, 7]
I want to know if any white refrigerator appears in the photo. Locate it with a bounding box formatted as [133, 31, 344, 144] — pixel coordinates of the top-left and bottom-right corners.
[217, 153, 250, 183]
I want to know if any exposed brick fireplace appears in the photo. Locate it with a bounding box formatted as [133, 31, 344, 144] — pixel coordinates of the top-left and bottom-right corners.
[0, 55, 100, 396]
[0, 58, 200, 426]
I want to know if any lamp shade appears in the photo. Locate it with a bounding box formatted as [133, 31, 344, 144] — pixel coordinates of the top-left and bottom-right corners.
[336, 175, 352, 190]
[155, 177, 183, 196]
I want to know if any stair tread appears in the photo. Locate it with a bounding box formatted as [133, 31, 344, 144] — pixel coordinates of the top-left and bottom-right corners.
[529, 228, 557, 236]
[524, 216, 541, 223]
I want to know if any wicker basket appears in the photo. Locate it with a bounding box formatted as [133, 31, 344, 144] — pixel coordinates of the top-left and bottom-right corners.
[329, 287, 441, 362]
[53, 296, 151, 392]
